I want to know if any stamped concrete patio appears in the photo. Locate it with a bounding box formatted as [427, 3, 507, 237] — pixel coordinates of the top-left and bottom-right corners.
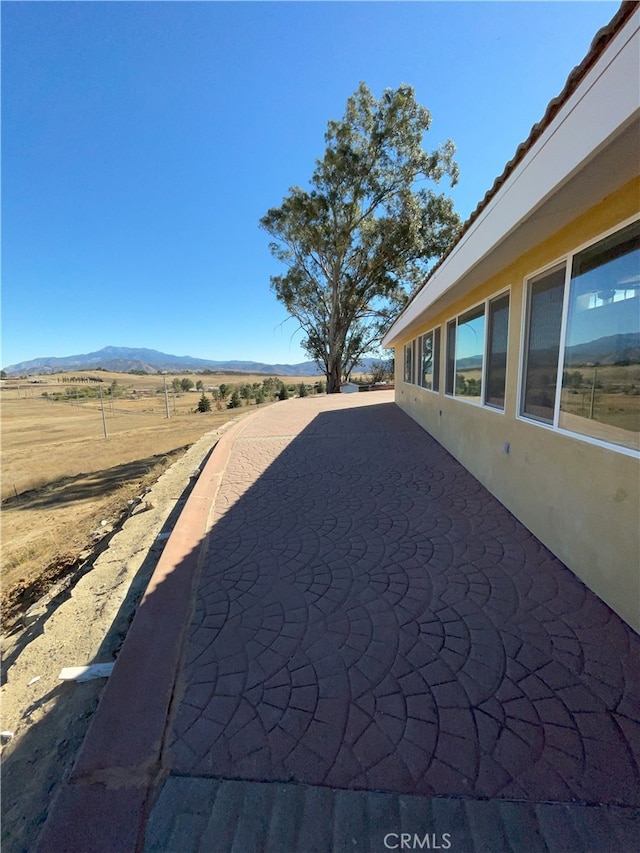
[36, 392, 640, 852]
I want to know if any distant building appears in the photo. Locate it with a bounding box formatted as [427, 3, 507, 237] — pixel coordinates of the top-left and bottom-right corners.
[382, 4, 640, 630]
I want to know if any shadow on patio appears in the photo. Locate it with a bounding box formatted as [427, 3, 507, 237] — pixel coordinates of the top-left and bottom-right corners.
[169, 398, 640, 806]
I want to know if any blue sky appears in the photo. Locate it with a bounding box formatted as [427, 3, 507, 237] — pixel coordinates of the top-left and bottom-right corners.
[2, 0, 619, 368]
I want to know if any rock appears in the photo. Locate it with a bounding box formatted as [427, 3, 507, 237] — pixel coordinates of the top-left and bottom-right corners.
[58, 663, 115, 682]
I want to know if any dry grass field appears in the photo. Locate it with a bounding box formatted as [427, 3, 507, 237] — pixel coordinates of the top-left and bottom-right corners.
[1, 370, 317, 621]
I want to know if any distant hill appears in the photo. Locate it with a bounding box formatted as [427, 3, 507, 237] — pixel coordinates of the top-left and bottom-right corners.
[563, 332, 640, 366]
[2, 346, 382, 378]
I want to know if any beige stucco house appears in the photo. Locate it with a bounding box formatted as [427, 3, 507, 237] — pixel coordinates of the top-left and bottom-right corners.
[382, 3, 640, 631]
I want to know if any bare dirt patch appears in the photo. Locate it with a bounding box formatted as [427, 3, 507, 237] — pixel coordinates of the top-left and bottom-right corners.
[2, 374, 311, 606]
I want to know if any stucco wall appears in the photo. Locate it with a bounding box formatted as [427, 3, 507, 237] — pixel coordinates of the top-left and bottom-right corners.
[394, 178, 640, 631]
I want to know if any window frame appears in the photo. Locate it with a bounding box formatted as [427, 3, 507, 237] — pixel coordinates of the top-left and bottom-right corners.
[445, 319, 456, 396]
[482, 285, 511, 414]
[418, 326, 441, 393]
[403, 340, 415, 385]
[444, 290, 510, 411]
[519, 264, 567, 424]
[484, 290, 511, 411]
[517, 216, 640, 458]
[433, 326, 441, 393]
[455, 301, 486, 405]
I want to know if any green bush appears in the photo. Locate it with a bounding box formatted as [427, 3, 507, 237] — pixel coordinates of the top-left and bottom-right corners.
[228, 390, 242, 408]
[197, 393, 211, 412]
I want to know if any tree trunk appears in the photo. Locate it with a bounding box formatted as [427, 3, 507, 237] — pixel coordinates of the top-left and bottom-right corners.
[326, 358, 342, 393]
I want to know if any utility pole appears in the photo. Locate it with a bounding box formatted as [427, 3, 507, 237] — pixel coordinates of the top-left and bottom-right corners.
[163, 373, 171, 419]
[589, 366, 597, 420]
[99, 386, 108, 439]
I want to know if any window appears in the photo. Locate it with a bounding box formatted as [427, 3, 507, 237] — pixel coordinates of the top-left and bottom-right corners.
[418, 332, 433, 389]
[520, 219, 639, 453]
[485, 293, 510, 409]
[403, 341, 415, 384]
[418, 328, 441, 391]
[521, 265, 565, 423]
[433, 327, 441, 393]
[444, 296, 508, 405]
[558, 220, 640, 451]
[445, 320, 456, 395]
[455, 305, 485, 402]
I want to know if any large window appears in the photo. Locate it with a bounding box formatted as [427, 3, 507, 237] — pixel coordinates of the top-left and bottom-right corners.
[444, 293, 509, 407]
[403, 341, 415, 384]
[455, 305, 485, 402]
[418, 332, 433, 389]
[445, 320, 456, 396]
[520, 219, 639, 453]
[485, 293, 510, 410]
[432, 327, 441, 393]
[559, 221, 640, 450]
[521, 266, 565, 422]
[419, 328, 441, 391]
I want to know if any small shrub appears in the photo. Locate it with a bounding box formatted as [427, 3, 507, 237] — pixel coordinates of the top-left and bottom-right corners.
[197, 393, 211, 413]
[227, 390, 242, 409]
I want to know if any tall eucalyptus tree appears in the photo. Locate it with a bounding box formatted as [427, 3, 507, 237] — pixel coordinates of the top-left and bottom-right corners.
[261, 83, 461, 393]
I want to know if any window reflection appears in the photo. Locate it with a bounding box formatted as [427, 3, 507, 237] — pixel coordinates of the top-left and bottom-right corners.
[522, 266, 565, 423]
[559, 220, 640, 451]
[445, 320, 456, 395]
[420, 332, 433, 389]
[455, 305, 485, 402]
[404, 341, 414, 384]
[485, 293, 509, 409]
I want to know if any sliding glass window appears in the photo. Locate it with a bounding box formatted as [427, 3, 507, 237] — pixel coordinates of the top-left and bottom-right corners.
[419, 331, 434, 390]
[445, 320, 456, 396]
[403, 341, 415, 384]
[521, 265, 565, 423]
[558, 220, 640, 451]
[432, 327, 441, 392]
[455, 305, 485, 402]
[485, 293, 510, 410]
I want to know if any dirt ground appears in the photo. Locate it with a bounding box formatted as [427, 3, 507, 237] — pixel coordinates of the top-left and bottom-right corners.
[0, 416, 251, 853]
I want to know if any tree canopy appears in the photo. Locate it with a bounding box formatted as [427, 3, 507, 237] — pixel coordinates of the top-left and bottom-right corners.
[260, 82, 461, 392]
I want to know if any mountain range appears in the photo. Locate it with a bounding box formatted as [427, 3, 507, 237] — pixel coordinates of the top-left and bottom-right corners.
[2, 346, 382, 378]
